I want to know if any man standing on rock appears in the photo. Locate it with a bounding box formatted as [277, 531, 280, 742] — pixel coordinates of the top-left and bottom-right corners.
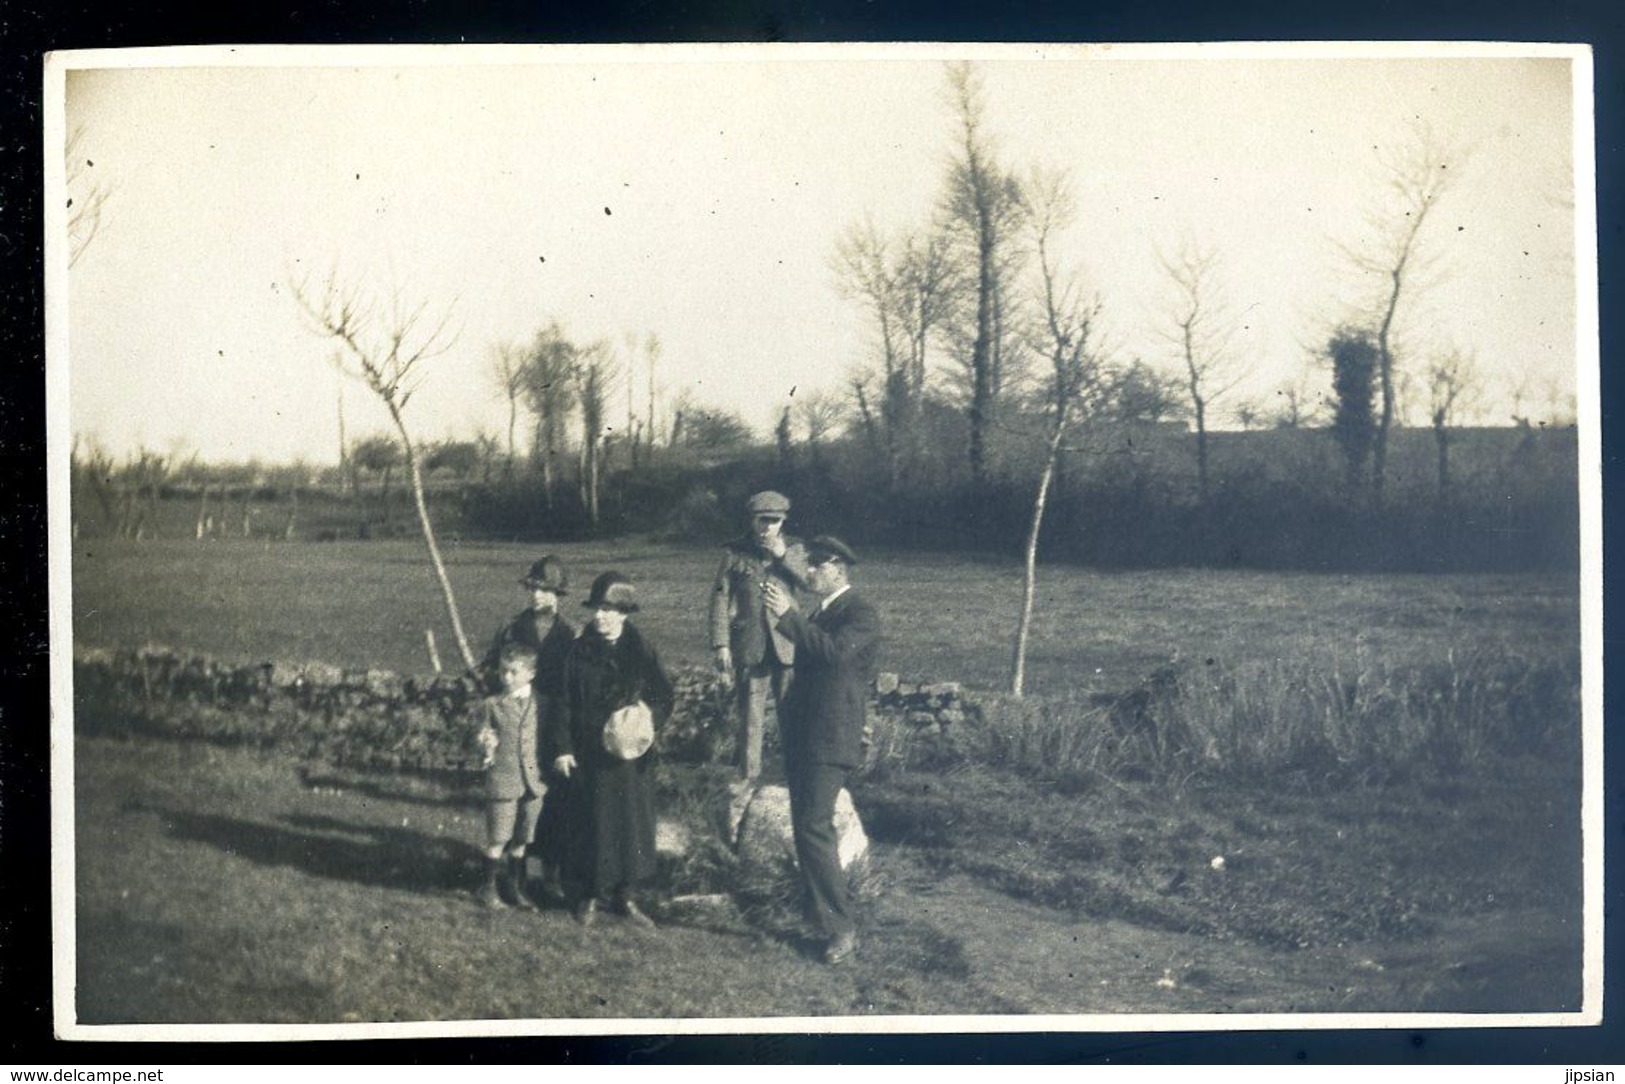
[709, 491, 810, 781]
[762, 535, 881, 964]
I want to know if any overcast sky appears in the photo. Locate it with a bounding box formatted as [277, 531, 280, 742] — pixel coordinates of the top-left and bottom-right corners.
[55, 44, 1584, 464]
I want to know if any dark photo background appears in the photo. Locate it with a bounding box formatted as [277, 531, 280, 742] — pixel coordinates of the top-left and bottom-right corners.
[9, 0, 1625, 1067]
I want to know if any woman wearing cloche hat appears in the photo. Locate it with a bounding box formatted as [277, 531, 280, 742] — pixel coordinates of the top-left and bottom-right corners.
[544, 571, 674, 928]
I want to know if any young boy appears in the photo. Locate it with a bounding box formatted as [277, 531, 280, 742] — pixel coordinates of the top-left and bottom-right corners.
[480, 556, 576, 901]
[473, 642, 548, 909]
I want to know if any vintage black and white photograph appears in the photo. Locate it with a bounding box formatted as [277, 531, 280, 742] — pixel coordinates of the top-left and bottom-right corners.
[46, 42, 1599, 1036]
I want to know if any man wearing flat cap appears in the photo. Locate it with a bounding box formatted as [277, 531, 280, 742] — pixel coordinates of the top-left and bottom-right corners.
[708, 490, 810, 781]
[763, 535, 881, 964]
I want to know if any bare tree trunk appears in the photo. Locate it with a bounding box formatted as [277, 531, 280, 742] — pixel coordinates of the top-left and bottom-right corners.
[1193, 396, 1210, 507]
[386, 400, 477, 672]
[853, 381, 881, 459]
[505, 395, 517, 479]
[284, 487, 299, 541]
[1434, 419, 1450, 503]
[1011, 407, 1069, 697]
[577, 442, 590, 512]
[336, 380, 349, 481]
[195, 485, 210, 540]
[1373, 270, 1401, 501]
[591, 435, 604, 529]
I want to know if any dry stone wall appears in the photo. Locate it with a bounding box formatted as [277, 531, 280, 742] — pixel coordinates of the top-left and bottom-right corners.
[71, 645, 981, 775]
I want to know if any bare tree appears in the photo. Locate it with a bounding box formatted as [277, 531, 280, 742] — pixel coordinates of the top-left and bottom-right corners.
[1011, 169, 1106, 697]
[795, 387, 845, 462]
[573, 338, 618, 528]
[1340, 119, 1467, 498]
[832, 218, 908, 487]
[941, 61, 1028, 485]
[66, 125, 110, 269]
[524, 321, 579, 508]
[352, 433, 402, 527]
[643, 332, 663, 460]
[1233, 398, 1263, 431]
[489, 339, 528, 479]
[1156, 237, 1244, 506]
[1426, 345, 1479, 502]
[115, 446, 170, 540]
[896, 228, 961, 397]
[1271, 368, 1318, 429]
[289, 267, 478, 671]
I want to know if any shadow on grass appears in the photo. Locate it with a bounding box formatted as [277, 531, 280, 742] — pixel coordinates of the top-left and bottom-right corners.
[297, 767, 486, 810]
[151, 805, 484, 896]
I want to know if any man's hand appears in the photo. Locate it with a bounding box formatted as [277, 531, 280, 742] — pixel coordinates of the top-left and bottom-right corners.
[713, 645, 733, 676]
[763, 579, 794, 618]
[477, 727, 498, 768]
[553, 754, 577, 778]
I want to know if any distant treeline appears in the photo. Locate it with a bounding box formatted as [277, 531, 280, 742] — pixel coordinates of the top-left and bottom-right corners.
[71, 420, 1576, 574]
[455, 418, 1579, 573]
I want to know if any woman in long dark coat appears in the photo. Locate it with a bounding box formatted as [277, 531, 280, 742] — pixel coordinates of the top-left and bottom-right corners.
[546, 571, 674, 927]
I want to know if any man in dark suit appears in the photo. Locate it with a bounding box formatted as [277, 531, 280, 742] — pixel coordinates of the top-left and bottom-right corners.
[763, 535, 881, 964]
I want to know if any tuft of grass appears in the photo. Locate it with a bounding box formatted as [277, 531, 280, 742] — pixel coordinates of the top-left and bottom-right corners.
[866, 644, 1579, 790]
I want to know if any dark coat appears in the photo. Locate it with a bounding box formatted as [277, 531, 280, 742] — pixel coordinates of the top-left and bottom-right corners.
[475, 692, 544, 801]
[544, 622, 675, 897]
[708, 535, 810, 666]
[774, 588, 882, 770]
[483, 609, 577, 698]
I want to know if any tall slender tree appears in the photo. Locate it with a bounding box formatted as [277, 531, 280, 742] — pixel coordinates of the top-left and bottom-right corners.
[489, 339, 528, 479]
[1340, 120, 1466, 498]
[573, 339, 617, 528]
[1427, 345, 1478, 504]
[290, 268, 477, 670]
[524, 321, 578, 509]
[833, 218, 908, 487]
[941, 61, 1028, 485]
[1010, 169, 1105, 697]
[1156, 237, 1243, 506]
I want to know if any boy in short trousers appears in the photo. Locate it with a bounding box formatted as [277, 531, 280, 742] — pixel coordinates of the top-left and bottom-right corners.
[474, 642, 547, 909]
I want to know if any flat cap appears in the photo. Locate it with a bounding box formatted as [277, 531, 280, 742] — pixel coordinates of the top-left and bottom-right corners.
[747, 490, 791, 516]
[806, 534, 858, 566]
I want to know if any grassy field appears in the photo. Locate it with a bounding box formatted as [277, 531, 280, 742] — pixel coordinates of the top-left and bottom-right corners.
[75, 737, 1580, 1023]
[65, 534, 1586, 1024]
[69, 535, 1580, 696]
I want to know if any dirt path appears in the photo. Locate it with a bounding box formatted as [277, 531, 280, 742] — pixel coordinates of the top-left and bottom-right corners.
[72, 737, 1580, 1025]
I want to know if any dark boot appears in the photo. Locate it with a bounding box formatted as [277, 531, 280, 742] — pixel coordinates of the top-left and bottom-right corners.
[537, 861, 566, 903]
[505, 854, 538, 911]
[477, 857, 506, 909]
[613, 886, 656, 930]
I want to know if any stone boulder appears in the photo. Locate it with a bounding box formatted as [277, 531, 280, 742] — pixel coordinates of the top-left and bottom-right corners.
[734, 783, 869, 880]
